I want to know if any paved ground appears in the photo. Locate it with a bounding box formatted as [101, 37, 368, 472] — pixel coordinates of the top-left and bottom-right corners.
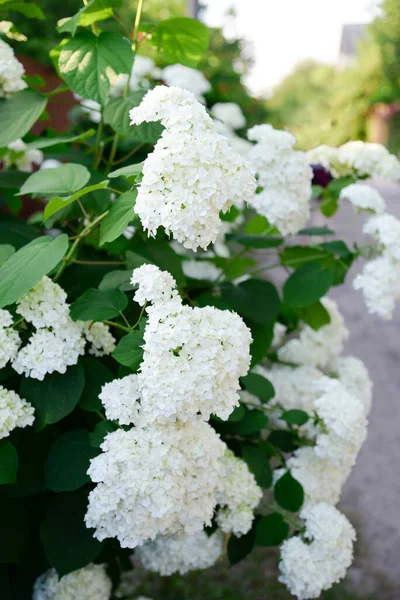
[320, 181, 400, 597]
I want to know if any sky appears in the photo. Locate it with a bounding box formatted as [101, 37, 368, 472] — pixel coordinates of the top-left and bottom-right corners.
[203, 0, 379, 95]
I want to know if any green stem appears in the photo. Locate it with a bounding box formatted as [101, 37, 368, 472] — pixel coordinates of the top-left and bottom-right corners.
[94, 115, 104, 170]
[53, 211, 109, 281]
[262, 501, 303, 530]
[132, 302, 147, 329]
[120, 312, 132, 330]
[96, 411, 106, 421]
[106, 134, 120, 175]
[103, 320, 131, 333]
[112, 143, 145, 166]
[12, 317, 24, 329]
[248, 262, 282, 276]
[132, 0, 145, 50]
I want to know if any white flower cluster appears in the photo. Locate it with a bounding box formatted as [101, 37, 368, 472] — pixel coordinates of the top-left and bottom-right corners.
[247, 124, 313, 235]
[354, 212, 400, 319]
[0, 385, 34, 440]
[279, 503, 356, 600]
[182, 259, 223, 281]
[211, 102, 246, 130]
[2, 139, 43, 172]
[161, 64, 210, 102]
[129, 86, 256, 251]
[308, 141, 400, 179]
[136, 530, 224, 575]
[33, 564, 112, 600]
[12, 276, 115, 380]
[0, 309, 20, 368]
[86, 419, 226, 548]
[340, 183, 386, 213]
[277, 298, 349, 368]
[0, 39, 27, 98]
[216, 450, 263, 537]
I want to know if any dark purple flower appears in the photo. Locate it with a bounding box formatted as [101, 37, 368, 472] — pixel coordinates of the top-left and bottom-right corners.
[311, 164, 333, 188]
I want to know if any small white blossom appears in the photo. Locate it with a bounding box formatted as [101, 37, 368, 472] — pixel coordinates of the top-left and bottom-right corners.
[136, 530, 224, 575]
[82, 322, 116, 357]
[129, 86, 256, 251]
[6, 139, 43, 172]
[353, 254, 400, 319]
[0, 309, 20, 368]
[248, 124, 312, 235]
[86, 419, 226, 548]
[182, 260, 223, 281]
[340, 183, 386, 213]
[216, 450, 262, 537]
[99, 374, 141, 426]
[277, 298, 348, 369]
[33, 564, 112, 600]
[307, 145, 339, 176]
[0, 385, 34, 440]
[213, 120, 252, 157]
[16, 276, 69, 329]
[74, 94, 101, 123]
[279, 503, 356, 600]
[110, 56, 159, 97]
[271, 322, 287, 348]
[131, 263, 179, 306]
[331, 355, 372, 416]
[211, 102, 246, 130]
[363, 213, 400, 261]
[40, 159, 62, 170]
[0, 39, 27, 97]
[162, 64, 211, 102]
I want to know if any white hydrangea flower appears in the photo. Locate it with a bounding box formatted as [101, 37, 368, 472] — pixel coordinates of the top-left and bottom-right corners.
[40, 159, 62, 170]
[16, 276, 70, 329]
[213, 120, 252, 157]
[271, 322, 287, 348]
[138, 302, 252, 424]
[82, 322, 116, 357]
[12, 320, 85, 380]
[182, 260, 223, 281]
[5, 139, 43, 172]
[331, 355, 372, 416]
[284, 447, 349, 506]
[313, 377, 367, 470]
[74, 94, 101, 123]
[279, 503, 356, 600]
[0, 309, 20, 368]
[99, 374, 141, 426]
[0, 39, 27, 97]
[211, 102, 246, 130]
[0, 385, 34, 440]
[375, 153, 400, 179]
[216, 450, 262, 537]
[340, 183, 386, 214]
[307, 144, 339, 176]
[86, 419, 226, 548]
[129, 86, 256, 251]
[130, 264, 179, 306]
[248, 124, 312, 235]
[353, 254, 400, 320]
[161, 64, 210, 102]
[277, 298, 349, 369]
[136, 530, 224, 575]
[363, 213, 400, 261]
[33, 564, 112, 600]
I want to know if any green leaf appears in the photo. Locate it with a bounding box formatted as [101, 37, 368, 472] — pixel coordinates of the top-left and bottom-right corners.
[99, 190, 137, 245]
[224, 409, 268, 436]
[20, 163, 91, 197]
[281, 409, 309, 426]
[295, 301, 331, 331]
[274, 472, 304, 512]
[228, 234, 283, 249]
[79, 356, 114, 411]
[0, 170, 30, 190]
[0, 440, 18, 484]
[99, 270, 133, 292]
[245, 215, 272, 234]
[298, 226, 334, 236]
[0, 244, 15, 266]
[0, 498, 29, 564]
[0, 89, 47, 147]
[249, 323, 273, 367]
[283, 263, 333, 308]
[0, 215, 37, 249]
[59, 31, 134, 104]
[221, 279, 280, 327]
[255, 513, 289, 546]
[320, 193, 338, 217]
[90, 420, 118, 447]
[40, 489, 104, 576]
[25, 129, 96, 150]
[70, 288, 128, 321]
[44, 180, 109, 222]
[241, 373, 275, 403]
[268, 430, 299, 452]
[104, 93, 163, 143]
[45, 429, 99, 492]
[242, 444, 272, 488]
[0, 234, 68, 309]
[227, 527, 256, 565]
[112, 330, 144, 370]
[227, 404, 246, 422]
[0, 1, 44, 18]
[20, 363, 85, 430]
[108, 162, 143, 179]
[150, 17, 210, 67]
[280, 246, 330, 268]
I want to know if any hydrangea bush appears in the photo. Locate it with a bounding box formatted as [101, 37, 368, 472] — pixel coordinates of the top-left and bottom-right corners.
[0, 3, 399, 599]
